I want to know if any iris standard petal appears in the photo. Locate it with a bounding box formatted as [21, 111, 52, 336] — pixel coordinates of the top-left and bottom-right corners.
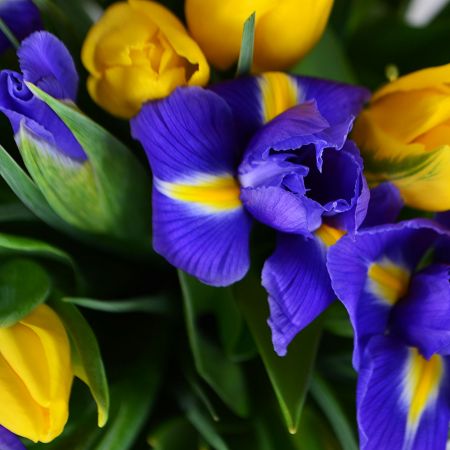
[262, 232, 335, 356]
[327, 219, 448, 367]
[18, 32, 78, 100]
[358, 336, 449, 450]
[211, 73, 370, 143]
[0, 426, 26, 450]
[131, 87, 252, 286]
[391, 265, 450, 359]
[362, 182, 403, 228]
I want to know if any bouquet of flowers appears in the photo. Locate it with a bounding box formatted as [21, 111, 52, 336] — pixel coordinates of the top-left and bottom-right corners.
[0, 0, 449, 449]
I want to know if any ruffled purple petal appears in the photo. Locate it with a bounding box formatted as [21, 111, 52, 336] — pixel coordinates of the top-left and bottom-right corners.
[0, 70, 85, 159]
[0, 425, 26, 450]
[391, 265, 450, 359]
[131, 87, 252, 286]
[362, 182, 403, 228]
[0, 0, 42, 53]
[262, 233, 334, 356]
[357, 336, 450, 450]
[19, 31, 78, 100]
[210, 74, 370, 142]
[327, 219, 449, 368]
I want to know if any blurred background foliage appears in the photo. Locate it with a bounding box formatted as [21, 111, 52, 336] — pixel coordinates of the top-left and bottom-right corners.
[0, 0, 448, 448]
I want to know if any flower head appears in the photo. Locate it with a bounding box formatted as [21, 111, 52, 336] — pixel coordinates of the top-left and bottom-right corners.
[0, 304, 73, 443]
[131, 72, 370, 354]
[185, 0, 334, 71]
[82, 0, 210, 118]
[353, 64, 450, 211]
[328, 220, 450, 449]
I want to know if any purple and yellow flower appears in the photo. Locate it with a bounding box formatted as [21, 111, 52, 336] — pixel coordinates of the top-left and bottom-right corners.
[0, 0, 42, 53]
[328, 220, 450, 450]
[0, 425, 25, 450]
[131, 72, 370, 355]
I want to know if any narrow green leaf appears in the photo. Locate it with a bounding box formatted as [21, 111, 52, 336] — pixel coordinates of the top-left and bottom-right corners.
[236, 12, 256, 76]
[182, 396, 230, 450]
[178, 271, 250, 417]
[26, 83, 151, 243]
[310, 375, 358, 450]
[0, 202, 36, 223]
[63, 295, 174, 315]
[0, 17, 19, 49]
[148, 418, 198, 450]
[0, 258, 51, 326]
[50, 300, 110, 428]
[234, 274, 322, 433]
[0, 144, 70, 232]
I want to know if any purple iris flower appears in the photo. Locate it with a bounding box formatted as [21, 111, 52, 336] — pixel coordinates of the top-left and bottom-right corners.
[131, 73, 370, 355]
[328, 219, 450, 450]
[0, 0, 42, 53]
[0, 425, 26, 450]
[0, 31, 85, 159]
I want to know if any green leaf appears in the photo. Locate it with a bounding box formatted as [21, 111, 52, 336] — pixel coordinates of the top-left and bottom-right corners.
[26, 83, 151, 243]
[234, 273, 322, 433]
[236, 12, 256, 76]
[0, 143, 70, 232]
[0, 258, 51, 326]
[323, 303, 353, 338]
[50, 300, 110, 428]
[62, 295, 174, 315]
[310, 375, 358, 450]
[292, 29, 357, 84]
[178, 271, 250, 417]
[0, 232, 84, 290]
[0, 202, 36, 223]
[148, 418, 199, 450]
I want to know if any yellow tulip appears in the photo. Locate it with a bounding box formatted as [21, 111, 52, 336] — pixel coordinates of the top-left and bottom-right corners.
[0, 304, 73, 443]
[185, 0, 334, 71]
[82, 0, 210, 118]
[353, 64, 450, 211]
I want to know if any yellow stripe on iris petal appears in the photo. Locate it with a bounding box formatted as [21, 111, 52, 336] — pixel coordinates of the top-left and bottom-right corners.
[367, 258, 410, 305]
[315, 224, 346, 247]
[404, 349, 444, 442]
[259, 72, 301, 123]
[155, 174, 241, 212]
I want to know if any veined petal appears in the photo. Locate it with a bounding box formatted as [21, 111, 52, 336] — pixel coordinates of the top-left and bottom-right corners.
[210, 73, 370, 144]
[391, 265, 450, 358]
[327, 219, 449, 368]
[263, 233, 334, 356]
[131, 87, 252, 286]
[362, 182, 403, 228]
[358, 336, 450, 450]
[19, 32, 78, 101]
[0, 425, 26, 450]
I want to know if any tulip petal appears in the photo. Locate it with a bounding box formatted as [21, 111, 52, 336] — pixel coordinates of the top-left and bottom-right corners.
[358, 336, 450, 450]
[262, 233, 334, 356]
[0, 426, 26, 450]
[391, 265, 450, 359]
[327, 219, 449, 367]
[362, 182, 403, 228]
[131, 87, 252, 286]
[18, 31, 78, 101]
[353, 110, 450, 212]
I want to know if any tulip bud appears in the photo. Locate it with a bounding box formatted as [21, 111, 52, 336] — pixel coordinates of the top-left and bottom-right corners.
[0, 304, 72, 443]
[81, 0, 210, 118]
[353, 64, 450, 211]
[0, 31, 151, 243]
[185, 0, 334, 72]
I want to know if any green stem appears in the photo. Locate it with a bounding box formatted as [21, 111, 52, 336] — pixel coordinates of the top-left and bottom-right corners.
[0, 18, 19, 50]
